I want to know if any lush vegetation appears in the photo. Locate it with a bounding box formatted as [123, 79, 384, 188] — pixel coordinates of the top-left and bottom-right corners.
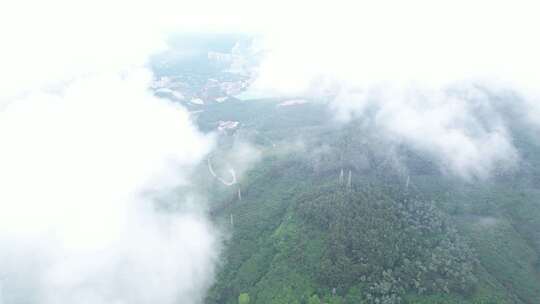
[149, 35, 540, 304]
[186, 96, 540, 304]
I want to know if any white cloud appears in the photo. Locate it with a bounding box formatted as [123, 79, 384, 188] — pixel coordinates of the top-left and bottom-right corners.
[250, 0, 540, 92]
[243, 0, 540, 179]
[0, 68, 218, 303]
[0, 1, 220, 303]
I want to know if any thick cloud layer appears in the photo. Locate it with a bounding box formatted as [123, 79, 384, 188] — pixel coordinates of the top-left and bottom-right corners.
[0, 1, 221, 303]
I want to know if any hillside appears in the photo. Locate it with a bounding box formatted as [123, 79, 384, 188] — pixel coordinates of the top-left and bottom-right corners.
[190, 99, 540, 304]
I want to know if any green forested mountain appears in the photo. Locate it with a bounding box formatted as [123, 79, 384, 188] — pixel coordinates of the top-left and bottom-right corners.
[190, 98, 540, 304]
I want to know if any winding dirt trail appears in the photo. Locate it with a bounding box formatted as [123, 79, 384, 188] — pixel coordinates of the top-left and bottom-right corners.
[207, 158, 237, 186]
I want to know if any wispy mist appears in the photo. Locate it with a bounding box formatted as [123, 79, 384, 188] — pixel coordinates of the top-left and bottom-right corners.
[245, 0, 540, 179]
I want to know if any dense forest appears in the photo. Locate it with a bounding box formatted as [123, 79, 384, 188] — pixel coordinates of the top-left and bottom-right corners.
[183, 98, 540, 304]
[146, 34, 540, 304]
